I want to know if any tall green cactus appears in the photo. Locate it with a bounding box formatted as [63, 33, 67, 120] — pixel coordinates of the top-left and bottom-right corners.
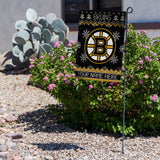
[12, 8, 69, 63]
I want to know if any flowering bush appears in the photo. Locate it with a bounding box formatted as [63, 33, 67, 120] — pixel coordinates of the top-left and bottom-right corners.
[30, 24, 160, 136]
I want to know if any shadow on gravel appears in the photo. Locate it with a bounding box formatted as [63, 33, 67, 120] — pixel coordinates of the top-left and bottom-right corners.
[17, 106, 75, 134]
[31, 142, 85, 151]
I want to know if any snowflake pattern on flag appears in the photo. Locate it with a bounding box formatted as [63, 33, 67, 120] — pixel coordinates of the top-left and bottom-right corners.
[77, 42, 81, 49]
[110, 55, 118, 64]
[103, 66, 107, 70]
[82, 29, 90, 38]
[80, 53, 87, 62]
[113, 31, 120, 40]
[89, 65, 93, 69]
[119, 45, 124, 53]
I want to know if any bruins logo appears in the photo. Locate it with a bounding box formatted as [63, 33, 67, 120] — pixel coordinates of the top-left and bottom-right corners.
[84, 28, 116, 64]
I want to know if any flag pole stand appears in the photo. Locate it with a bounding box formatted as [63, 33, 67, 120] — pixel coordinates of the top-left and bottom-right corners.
[122, 7, 133, 154]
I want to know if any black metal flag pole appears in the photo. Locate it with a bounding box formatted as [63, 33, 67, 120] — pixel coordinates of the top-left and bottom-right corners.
[122, 7, 133, 154]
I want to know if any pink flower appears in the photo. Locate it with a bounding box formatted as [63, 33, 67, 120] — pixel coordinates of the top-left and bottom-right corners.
[41, 62, 44, 65]
[148, 58, 152, 62]
[130, 75, 133, 78]
[153, 53, 157, 57]
[116, 83, 120, 86]
[63, 66, 66, 69]
[40, 56, 43, 59]
[108, 86, 112, 89]
[139, 57, 142, 60]
[138, 60, 143, 64]
[145, 56, 149, 60]
[48, 84, 56, 90]
[121, 67, 125, 71]
[156, 58, 159, 61]
[141, 30, 147, 34]
[100, 95, 103, 97]
[152, 94, 158, 101]
[149, 105, 152, 108]
[110, 82, 114, 85]
[98, 98, 102, 101]
[144, 75, 149, 78]
[52, 57, 55, 60]
[29, 64, 34, 68]
[54, 41, 60, 48]
[89, 85, 93, 89]
[67, 43, 72, 47]
[139, 80, 144, 84]
[70, 40, 76, 44]
[65, 81, 70, 84]
[145, 46, 149, 49]
[44, 76, 48, 81]
[57, 73, 63, 77]
[29, 74, 32, 79]
[69, 61, 74, 66]
[61, 56, 65, 61]
[69, 41, 74, 44]
[150, 51, 154, 55]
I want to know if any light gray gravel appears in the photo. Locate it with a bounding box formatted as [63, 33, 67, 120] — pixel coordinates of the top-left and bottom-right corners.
[0, 72, 160, 159]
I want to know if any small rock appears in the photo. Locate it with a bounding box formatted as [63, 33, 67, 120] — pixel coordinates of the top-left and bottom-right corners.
[0, 118, 5, 125]
[0, 145, 6, 152]
[33, 152, 37, 156]
[0, 139, 5, 145]
[12, 133, 23, 139]
[24, 156, 33, 160]
[0, 155, 7, 159]
[45, 155, 53, 160]
[0, 108, 7, 114]
[13, 156, 23, 160]
[4, 114, 17, 122]
[5, 133, 12, 137]
[11, 145, 19, 150]
[0, 127, 9, 133]
[6, 141, 16, 148]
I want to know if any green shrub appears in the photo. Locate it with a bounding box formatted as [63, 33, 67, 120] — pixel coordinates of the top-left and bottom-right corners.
[29, 24, 160, 136]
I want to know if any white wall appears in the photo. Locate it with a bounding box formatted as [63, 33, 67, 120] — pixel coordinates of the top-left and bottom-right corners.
[0, 0, 61, 54]
[1, 0, 160, 54]
[123, 0, 160, 23]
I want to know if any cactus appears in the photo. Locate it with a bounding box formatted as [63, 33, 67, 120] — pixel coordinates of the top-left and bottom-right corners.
[12, 8, 69, 63]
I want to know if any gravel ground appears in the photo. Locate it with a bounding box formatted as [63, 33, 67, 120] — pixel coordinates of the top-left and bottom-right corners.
[0, 72, 160, 160]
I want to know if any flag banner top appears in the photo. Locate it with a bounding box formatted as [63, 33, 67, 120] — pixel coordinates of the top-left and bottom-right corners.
[75, 10, 126, 82]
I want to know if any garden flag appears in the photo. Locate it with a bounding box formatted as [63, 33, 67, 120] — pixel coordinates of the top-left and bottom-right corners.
[75, 10, 126, 82]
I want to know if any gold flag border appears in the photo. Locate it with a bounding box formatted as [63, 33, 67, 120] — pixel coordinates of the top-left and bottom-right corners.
[75, 66, 122, 75]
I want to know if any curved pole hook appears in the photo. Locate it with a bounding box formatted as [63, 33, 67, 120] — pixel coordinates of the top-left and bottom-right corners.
[127, 7, 133, 14]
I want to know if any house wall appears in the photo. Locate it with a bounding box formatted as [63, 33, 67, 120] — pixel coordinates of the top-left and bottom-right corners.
[0, 0, 61, 54]
[123, 0, 160, 23]
[0, 0, 160, 54]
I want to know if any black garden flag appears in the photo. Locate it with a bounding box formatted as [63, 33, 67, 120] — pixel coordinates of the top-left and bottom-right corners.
[75, 10, 126, 82]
